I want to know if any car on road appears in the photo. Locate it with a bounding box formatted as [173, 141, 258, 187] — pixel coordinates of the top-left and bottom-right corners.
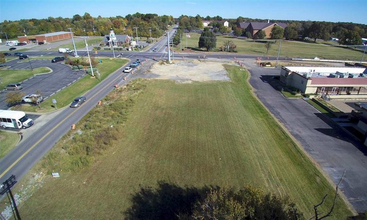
[17, 42, 27, 46]
[51, 57, 65, 63]
[6, 83, 23, 90]
[3, 53, 11, 56]
[22, 94, 43, 104]
[123, 67, 132, 73]
[152, 47, 158, 52]
[9, 47, 16, 51]
[70, 96, 86, 108]
[135, 59, 141, 63]
[19, 54, 29, 59]
[14, 52, 23, 56]
[130, 62, 139, 68]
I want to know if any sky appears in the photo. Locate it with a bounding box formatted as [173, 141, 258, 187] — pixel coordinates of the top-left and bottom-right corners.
[0, 0, 366, 24]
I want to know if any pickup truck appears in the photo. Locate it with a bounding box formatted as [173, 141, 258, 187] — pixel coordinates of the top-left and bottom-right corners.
[58, 48, 73, 53]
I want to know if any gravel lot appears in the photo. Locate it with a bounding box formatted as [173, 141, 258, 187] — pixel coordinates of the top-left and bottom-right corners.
[149, 60, 231, 82]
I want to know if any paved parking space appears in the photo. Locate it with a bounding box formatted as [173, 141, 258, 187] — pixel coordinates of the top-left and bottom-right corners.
[0, 59, 85, 109]
[243, 59, 367, 213]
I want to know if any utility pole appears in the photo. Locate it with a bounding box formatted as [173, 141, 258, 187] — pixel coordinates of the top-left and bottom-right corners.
[1, 175, 22, 220]
[133, 27, 139, 43]
[68, 28, 78, 57]
[84, 38, 94, 77]
[28, 57, 33, 71]
[361, 44, 367, 63]
[167, 31, 171, 63]
[275, 40, 282, 67]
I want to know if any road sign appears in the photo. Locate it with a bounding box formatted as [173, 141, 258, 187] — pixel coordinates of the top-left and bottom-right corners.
[52, 99, 57, 104]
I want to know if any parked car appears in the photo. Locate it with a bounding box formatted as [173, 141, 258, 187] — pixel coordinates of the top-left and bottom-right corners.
[14, 52, 23, 56]
[51, 57, 65, 63]
[123, 67, 132, 73]
[17, 42, 27, 46]
[3, 53, 11, 56]
[130, 62, 139, 68]
[9, 47, 16, 51]
[70, 97, 86, 108]
[19, 54, 29, 59]
[22, 94, 43, 104]
[38, 42, 44, 45]
[6, 83, 23, 90]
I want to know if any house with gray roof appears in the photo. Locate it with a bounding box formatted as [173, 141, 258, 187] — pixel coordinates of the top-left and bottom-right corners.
[103, 34, 131, 46]
[239, 21, 287, 38]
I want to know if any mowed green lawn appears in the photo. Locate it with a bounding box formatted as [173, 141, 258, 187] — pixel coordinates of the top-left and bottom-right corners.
[178, 33, 364, 60]
[18, 66, 352, 219]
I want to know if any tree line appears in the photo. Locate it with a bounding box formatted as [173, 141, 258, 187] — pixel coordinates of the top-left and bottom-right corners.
[177, 15, 367, 45]
[0, 12, 175, 40]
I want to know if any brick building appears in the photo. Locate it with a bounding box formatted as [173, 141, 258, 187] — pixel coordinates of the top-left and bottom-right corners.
[18, 31, 72, 44]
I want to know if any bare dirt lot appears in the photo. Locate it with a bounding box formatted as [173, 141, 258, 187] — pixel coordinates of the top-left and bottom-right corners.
[149, 60, 231, 83]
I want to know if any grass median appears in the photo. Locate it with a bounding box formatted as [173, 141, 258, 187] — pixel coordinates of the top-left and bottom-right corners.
[13, 58, 128, 113]
[0, 131, 19, 159]
[0, 67, 51, 90]
[15, 65, 352, 219]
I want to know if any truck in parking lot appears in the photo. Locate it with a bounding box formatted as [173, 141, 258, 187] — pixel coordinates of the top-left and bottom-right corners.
[58, 48, 73, 53]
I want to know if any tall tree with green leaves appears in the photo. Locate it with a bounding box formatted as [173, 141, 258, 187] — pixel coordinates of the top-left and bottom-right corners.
[271, 26, 284, 39]
[340, 30, 362, 45]
[254, 30, 265, 39]
[198, 28, 216, 51]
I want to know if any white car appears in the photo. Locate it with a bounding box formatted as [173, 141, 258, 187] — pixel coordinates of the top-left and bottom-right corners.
[123, 67, 132, 73]
[22, 94, 43, 104]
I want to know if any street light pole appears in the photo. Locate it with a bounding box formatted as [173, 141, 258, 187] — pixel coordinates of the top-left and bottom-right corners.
[167, 31, 171, 63]
[1, 175, 22, 220]
[84, 39, 94, 77]
[133, 27, 139, 43]
[68, 28, 78, 57]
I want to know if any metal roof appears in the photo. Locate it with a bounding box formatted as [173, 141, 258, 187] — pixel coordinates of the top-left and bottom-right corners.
[36, 31, 70, 37]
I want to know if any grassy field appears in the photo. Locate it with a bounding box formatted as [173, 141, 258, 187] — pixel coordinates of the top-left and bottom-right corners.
[12, 58, 128, 112]
[0, 67, 51, 90]
[15, 65, 352, 219]
[176, 33, 364, 60]
[0, 131, 19, 159]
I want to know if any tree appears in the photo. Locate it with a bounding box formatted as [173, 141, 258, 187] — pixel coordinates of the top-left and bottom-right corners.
[265, 41, 273, 54]
[222, 40, 236, 52]
[271, 26, 284, 39]
[198, 28, 216, 51]
[339, 30, 362, 45]
[254, 30, 265, 39]
[190, 186, 303, 220]
[6, 92, 24, 107]
[284, 26, 298, 40]
[233, 27, 243, 37]
[245, 31, 252, 38]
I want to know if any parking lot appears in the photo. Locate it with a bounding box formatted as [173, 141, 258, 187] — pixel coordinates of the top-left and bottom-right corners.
[0, 59, 85, 109]
[243, 59, 367, 213]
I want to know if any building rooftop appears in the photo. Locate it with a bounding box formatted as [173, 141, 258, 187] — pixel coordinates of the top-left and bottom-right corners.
[35, 31, 71, 37]
[284, 66, 367, 79]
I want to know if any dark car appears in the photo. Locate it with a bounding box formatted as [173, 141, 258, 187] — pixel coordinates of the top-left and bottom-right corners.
[38, 42, 44, 45]
[9, 47, 16, 51]
[19, 54, 29, 59]
[17, 42, 27, 46]
[3, 53, 11, 56]
[14, 52, 23, 56]
[70, 97, 86, 108]
[51, 57, 65, 63]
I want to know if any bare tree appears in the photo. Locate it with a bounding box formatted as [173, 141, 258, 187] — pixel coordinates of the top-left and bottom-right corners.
[312, 170, 346, 220]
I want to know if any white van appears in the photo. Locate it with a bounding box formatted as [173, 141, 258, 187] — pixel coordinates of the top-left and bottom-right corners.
[0, 110, 34, 129]
[58, 48, 73, 53]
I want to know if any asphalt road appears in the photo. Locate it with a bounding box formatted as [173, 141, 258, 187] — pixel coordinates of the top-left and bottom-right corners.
[244, 60, 367, 213]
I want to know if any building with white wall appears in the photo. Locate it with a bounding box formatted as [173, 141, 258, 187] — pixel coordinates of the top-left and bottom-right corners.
[280, 66, 367, 98]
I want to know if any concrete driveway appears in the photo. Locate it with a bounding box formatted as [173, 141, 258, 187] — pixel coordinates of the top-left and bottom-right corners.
[243, 59, 367, 213]
[0, 59, 85, 109]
